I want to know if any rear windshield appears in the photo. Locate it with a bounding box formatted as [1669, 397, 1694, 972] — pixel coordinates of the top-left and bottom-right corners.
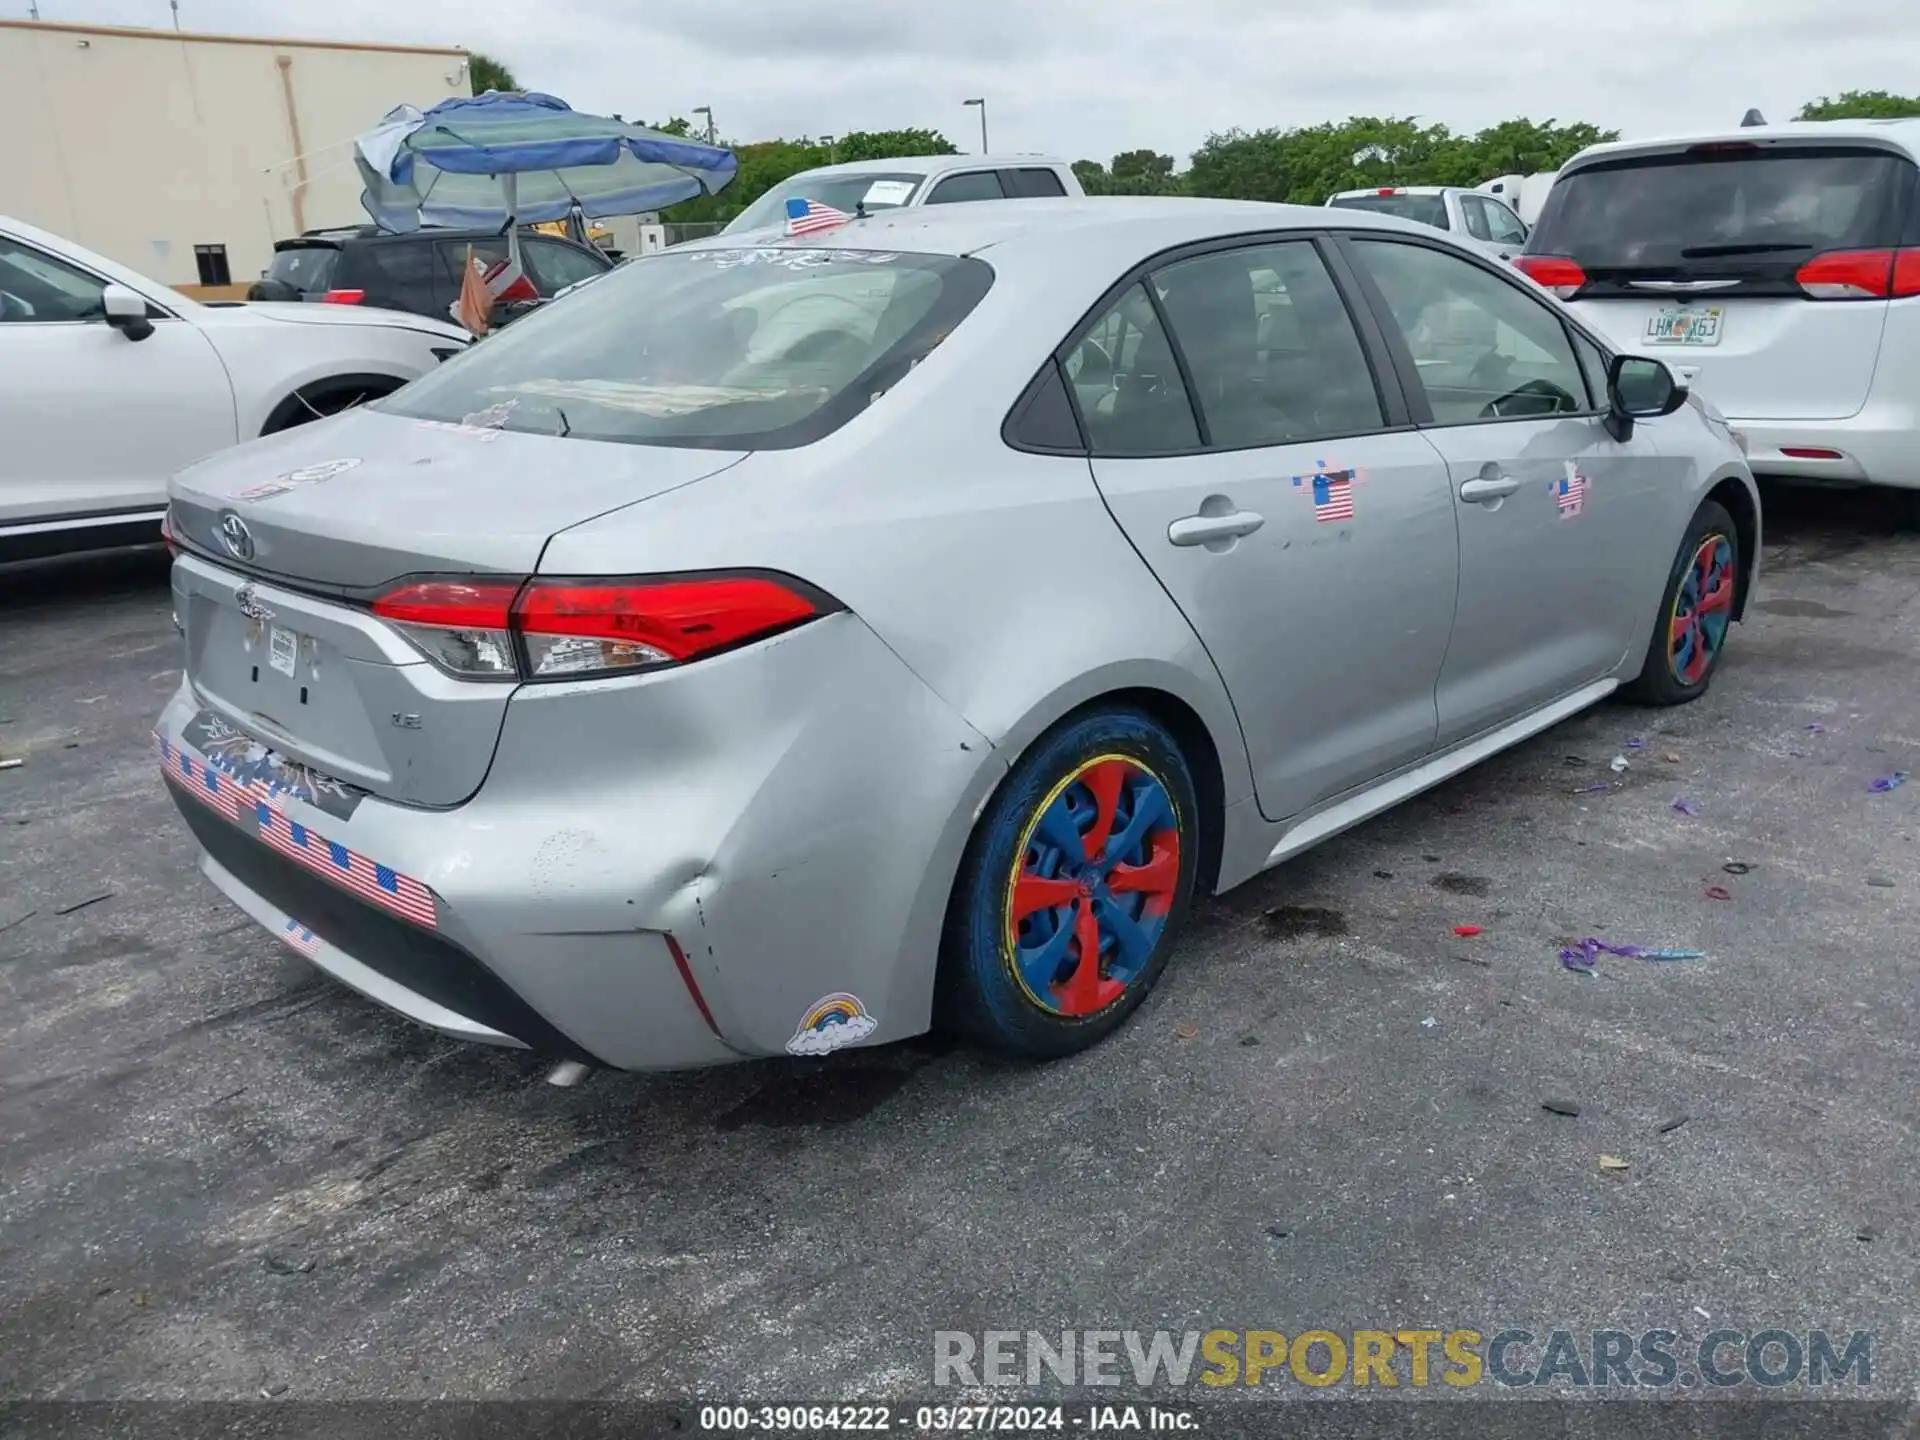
[722, 173, 926, 234]
[378, 246, 993, 450]
[263, 246, 340, 294]
[1329, 193, 1450, 230]
[1529, 147, 1914, 272]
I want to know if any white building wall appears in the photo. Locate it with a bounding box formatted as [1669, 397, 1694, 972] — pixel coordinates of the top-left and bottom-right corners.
[0, 20, 470, 288]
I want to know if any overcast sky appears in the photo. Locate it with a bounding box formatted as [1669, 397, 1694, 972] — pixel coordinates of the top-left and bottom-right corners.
[40, 0, 1920, 164]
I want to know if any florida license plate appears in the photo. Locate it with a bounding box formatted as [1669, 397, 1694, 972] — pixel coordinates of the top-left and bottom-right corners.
[1645, 306, 1723, 346]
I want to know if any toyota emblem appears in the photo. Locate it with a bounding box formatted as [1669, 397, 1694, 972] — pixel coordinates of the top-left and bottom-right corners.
[218, 511, 254, 562]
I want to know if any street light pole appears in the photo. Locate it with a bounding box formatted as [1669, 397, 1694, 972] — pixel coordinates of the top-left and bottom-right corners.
[692, 105, 715, 145]
[963, 97, 987, 154]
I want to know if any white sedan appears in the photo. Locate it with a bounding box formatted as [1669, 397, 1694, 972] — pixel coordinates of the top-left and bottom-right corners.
[0, 216, 470, 560]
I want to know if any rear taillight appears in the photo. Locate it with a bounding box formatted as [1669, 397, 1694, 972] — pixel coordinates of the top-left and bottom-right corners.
[370, 573, 829, 682]
[372, 580, 520, 679]
[1514, 254, 1588, 299]
[1377, 187, 1400, 196]
[1795, 248, 1920, 300]
[321, 288, 366, 305]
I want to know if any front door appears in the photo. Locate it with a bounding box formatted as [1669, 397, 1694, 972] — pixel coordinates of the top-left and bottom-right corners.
[1078, 237, 1461, 821]
[1344, 233, 1669, 745]
[0, 233, 234, 528]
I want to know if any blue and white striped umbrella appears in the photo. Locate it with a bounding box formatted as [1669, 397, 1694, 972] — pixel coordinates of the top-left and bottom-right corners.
[354, 91, 736, 233]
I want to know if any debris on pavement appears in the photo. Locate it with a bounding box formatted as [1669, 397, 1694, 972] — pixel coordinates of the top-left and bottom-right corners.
[0, 909, 35, 934]
[1722, 862, 1753, 876]
[1420, 1016, 1437, 1029]
[0, 758, 22, 770]
[1373, 869, 1394, 879]
[1173, 1023, 1198, 1041]
[1869, 771, 1910, 794]
[1867, 875, 1897, 889]
[1599, 1155, 1630, 1172]
[1541, 1098, 1581, 1117]
[1573, 782, 1612, 795]
[262, 1254, 316, 1275]
[1657, 1114, 1690, 1134]
[1560, 938, 1705, 974]
[1239, 1035, 1260, 1047]
[1856, 1226, 1877, 1243]
[1695, 1306, 1713, 1321]
[1806, 723, 1828, 735]
[53, 891, 113, 916]
[1452, 925, 1483, 937]
[1610, 755, 1631, 774]
[262, 1383, 290, 1398]
[1626, 738, 1646, 750]
[1673, 798, 1702, 816]
[1703, 885, 1733, 902]
[1664, 752, 1683, 764]
[1564, 755, 1588, 767]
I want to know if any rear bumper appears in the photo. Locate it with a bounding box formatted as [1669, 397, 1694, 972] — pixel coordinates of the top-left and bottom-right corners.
[1732, 402, 1920, 489]
[155, 611, 1002, 1071]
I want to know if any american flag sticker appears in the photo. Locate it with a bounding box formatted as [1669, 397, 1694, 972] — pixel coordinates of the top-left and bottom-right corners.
[281, 919, 322, 958]
[155, 730, 439, 932]
[1293, 464, 1357, 524]
[1555, 463, 1590, 517]
[785, 196, 852, 236]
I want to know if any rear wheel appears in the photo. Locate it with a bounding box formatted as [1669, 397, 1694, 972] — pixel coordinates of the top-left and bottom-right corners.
[940, 707, 1198, 1059]
[1623, 499, 1740, 705]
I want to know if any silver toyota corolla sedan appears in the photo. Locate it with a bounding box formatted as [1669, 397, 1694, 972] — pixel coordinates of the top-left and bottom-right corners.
[157, 198, 1757, 1073]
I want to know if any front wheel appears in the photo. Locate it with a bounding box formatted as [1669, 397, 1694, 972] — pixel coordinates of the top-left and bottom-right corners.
[1622, 499, 1740, 705]
[939, 706, 1199, 1060]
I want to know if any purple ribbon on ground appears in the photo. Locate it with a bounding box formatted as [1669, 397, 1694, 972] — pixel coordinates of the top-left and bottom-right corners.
[1560, 938, 1706, 974]
[1869, 771, 1910, 794]
[1673, 798, 1701, 816]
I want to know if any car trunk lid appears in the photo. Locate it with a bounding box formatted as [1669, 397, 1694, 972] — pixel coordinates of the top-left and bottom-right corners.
[167, 409, 747, 806]
[1527, 140, 1917, 420]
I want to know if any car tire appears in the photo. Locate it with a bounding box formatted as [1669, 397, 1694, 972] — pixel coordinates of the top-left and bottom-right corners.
[939, 706, 1199, 1059]
[1622, 499, 1741, 706]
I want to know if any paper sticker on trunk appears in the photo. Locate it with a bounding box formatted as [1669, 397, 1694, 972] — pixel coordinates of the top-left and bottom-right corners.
[786, 993, 877, 1056]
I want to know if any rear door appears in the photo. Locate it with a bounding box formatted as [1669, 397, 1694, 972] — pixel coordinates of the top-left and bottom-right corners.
[924, 170, 1007, 204]
[1344, 233, 1675, 744]
[1524, 142, 1916, 419]
[1078, 235, 1461, 821]
[1001, 167, 1070, 198]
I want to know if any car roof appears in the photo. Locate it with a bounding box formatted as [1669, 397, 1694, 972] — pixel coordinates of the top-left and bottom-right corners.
[1562, 116, 1920, 171]
[1330, 186, 1452, 198]
[777, 153, 1072, 183]
[683, 194, 1453, 262]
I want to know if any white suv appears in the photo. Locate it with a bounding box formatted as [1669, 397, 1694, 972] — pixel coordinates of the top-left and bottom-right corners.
[1326, 186, 1530, 263]
[1518, 119, 1920, 489]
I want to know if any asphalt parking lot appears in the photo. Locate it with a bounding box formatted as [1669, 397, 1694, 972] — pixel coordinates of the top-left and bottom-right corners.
[3, 481, 1918, 1407]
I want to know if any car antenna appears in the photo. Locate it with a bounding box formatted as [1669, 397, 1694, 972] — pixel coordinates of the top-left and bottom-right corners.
[1740, 107, 1767, 128]
[553, 407, 571, 438]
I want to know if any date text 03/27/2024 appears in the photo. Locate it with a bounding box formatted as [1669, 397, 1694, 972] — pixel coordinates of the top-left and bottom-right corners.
[697, 1406, 1193, 1432]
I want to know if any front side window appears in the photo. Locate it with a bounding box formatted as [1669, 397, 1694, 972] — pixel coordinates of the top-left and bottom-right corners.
[380, 247, 993, 450]
[1355, 239, 1587, 424]
[1483, 200, 1529, 246]
[0, 237, 107, 323]
[1460, 197, 1494, 241]
[1151, 241, 1384, 447]
[927, 171, 1007, 205]
[1064, 283, 1200, 455]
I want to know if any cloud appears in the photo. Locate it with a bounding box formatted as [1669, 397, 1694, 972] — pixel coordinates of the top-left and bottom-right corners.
[786, 1012, 877, 1057]
[61, 0, 1920, 166]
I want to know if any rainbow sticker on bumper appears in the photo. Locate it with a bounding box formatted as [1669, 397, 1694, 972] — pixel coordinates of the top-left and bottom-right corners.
[785, 993, 877, 1056]
[155, 730, 438, 931]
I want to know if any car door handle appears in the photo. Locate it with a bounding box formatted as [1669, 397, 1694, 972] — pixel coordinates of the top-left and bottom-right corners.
[1168, 510, 1265, 546]
[1459, 475, 1521, 504]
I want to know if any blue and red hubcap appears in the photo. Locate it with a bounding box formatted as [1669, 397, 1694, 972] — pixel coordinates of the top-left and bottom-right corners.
[1669, 533, 1735, 685]
[1004, 755, 1181, 1017]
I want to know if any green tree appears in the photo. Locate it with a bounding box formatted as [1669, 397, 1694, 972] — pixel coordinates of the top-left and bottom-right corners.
[832, 128, 959, 163]
[468, 51, 518, 95]
[647, 116, 696, 137]
[1798, 89, 1920, 120]
[1072, 159, 1112, 194]
[1107, 149, 1182, 195]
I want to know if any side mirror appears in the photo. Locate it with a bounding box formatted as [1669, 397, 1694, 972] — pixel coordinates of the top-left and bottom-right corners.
[101, 284, 155, 342]
[1604, 354, 1687, 440]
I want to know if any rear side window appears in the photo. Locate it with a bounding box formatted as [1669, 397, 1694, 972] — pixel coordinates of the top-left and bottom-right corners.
[1460, 197, 1493, 241]
[263, 246, 339, 295]
[379, 248, 993, 450]
[927, 171, 1007, 204]
[1003, 168, 1068, 198]
[339, 241, 437, 308]
[1529, 147, 1915, 283]
[1064, 283, 1201, 455]
[523, 239, 610, 294]
[1330, 193, 1450, 231]
[1151, 241, 1385, 447]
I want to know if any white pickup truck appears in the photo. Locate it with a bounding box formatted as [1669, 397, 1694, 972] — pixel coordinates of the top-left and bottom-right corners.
[1325, 185, 1530, 263]
[721, 154, 1086, 236]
